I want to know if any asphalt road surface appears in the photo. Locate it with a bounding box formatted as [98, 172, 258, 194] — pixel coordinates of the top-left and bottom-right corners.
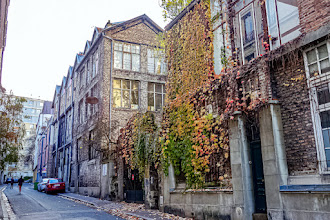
[3, 183, 123, 220]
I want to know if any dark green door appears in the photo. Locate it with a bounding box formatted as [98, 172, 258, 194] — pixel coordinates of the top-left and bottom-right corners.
[250, 140, 267, 213]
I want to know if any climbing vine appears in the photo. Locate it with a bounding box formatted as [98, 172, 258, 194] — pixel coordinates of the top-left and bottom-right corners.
[118, 112, 160, 179]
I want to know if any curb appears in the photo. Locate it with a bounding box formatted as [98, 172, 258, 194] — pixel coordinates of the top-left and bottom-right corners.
[58, 194, 153, 220]
[1, 186, 9, 219]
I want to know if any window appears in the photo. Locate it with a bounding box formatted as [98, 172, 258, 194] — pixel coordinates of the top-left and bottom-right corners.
[92, 49, 99, 78]
[78, 99, 83, 124]
[147, 49, 166, 74]
[305, 43, 330, 77]
[89, 130, 97, 160]
[113, 79, 139, 109]
[85, 94, 89, 120]
[266, 0, 300, 48]
[148, 83, 165, 111]
[90, 84, 98, 115]
[80, 68, 85, 88]
[86, 60, 90, 85]
[304, 41, 330, 171]
[114, 42, 140, 71]
[239, 6, 258, 64]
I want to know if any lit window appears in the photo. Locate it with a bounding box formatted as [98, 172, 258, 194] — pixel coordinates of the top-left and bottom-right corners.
[114, 42, 140, 72]
[148, 83, 165, 111]
[113, 79, 139, 109]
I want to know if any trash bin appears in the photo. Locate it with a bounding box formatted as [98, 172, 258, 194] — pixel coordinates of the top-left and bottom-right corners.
[34, 182, 39, 190]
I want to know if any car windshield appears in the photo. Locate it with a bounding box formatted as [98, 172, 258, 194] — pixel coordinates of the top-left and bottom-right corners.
[42, 179, 49, 183]
[49, 179, 59, 183]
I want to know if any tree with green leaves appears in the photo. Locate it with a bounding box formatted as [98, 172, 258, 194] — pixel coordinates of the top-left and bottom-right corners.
[160, 0, 193, 20]
[0, 92, 26, 174]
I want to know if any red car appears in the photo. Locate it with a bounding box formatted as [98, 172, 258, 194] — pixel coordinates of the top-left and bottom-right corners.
[45, 178, 65, 194]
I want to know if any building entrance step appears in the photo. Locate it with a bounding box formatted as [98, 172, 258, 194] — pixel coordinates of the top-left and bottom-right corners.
[253, 213, 268, 220]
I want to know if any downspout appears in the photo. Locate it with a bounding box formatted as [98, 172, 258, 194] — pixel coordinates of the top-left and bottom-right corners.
[103, 34, 113, 198]
[69, 78, 74, 191]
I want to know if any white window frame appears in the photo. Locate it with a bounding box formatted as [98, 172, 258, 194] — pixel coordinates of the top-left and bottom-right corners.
[304, 40, 330, 173]
[238, 4, 259, 65]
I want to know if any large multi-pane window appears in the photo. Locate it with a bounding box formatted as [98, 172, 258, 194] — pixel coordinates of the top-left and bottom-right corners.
[113, 79, 139, 109]
[147, 49, 166, 74]
[148, 83, 165, 111]
[114, 42, 140, 72]
[266, 0, 300, 48]
[304, 41, 330, 171]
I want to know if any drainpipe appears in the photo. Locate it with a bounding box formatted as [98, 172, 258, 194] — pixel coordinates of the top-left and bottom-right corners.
[68, 78, 74, 191]
[103, 34, 113, 198]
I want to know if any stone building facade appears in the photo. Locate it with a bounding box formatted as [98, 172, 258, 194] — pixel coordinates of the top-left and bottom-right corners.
[49, 15, 165, 201]
[161, 0, 330, 220]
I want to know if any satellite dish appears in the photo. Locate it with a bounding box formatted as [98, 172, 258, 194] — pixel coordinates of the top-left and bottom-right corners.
[86, 97, 99, 104]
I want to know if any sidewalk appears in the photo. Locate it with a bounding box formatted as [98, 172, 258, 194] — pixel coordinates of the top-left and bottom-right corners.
[58, 192, 187, 220]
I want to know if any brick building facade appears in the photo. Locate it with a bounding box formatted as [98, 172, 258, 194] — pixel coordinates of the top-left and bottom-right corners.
[161, 0, 330, 219]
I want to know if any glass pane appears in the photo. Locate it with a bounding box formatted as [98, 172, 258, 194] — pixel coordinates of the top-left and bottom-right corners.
[131, 91, 139, 109]
[156, 94, 162, 111]
[325, 149, 330, 167]
[132, 54, 140, 72]
[124, 44, 131, 52]
[309, 63, 319, 76]
[113, 79, 121, 89]
[277, 0, 299, 36]
[123, 53, 131, 70]
[241, 11, 255, 45]
[320, 110, 330, 128]
[132, 81, 139, 90]
[156, 58, 161, 74]
[244, 42, 256, 63]
[317, 84, 330, 105]
[148, 93, 154, 111]
[122, 80, 130, 89]
[114, 51, 122, 69]
[122, 91, 130, 108]
[148, 56, 155, 74]
[307, 49, 317, 64]
[132, 45, 140, 54]
[323, 130, 330, 148]
[155, 84, 162, 93]
[148, 83, 154, 92]
[320, 59, 330, 74]
[113, 89, 121, 108]
[114, 42, 122, 51]
[318, 44, 328, 60]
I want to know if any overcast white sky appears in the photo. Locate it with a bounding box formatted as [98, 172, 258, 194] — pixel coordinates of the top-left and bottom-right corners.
[2, 0, 167, 101]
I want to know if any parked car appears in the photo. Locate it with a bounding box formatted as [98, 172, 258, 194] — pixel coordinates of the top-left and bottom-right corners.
[5, 177, 12, 184]
[37, 178, 50, 192]
[13, 178, 18, 183]
[45, 178, 65, 194]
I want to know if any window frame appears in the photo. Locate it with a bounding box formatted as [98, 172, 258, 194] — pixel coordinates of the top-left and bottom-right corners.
[304, 40, 330, 173]
[112, 79, 140, 109]
[147, 82, 166, 111]
[238, 4, 259, 65]
[114, 42, 141, 72]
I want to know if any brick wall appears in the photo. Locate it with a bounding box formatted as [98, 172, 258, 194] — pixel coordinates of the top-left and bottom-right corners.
[298, 0, 330, 34]
[272, 51, 318, 175]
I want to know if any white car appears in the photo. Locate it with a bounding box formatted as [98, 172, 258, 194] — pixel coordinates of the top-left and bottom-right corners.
[37, 178, 50, 192]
